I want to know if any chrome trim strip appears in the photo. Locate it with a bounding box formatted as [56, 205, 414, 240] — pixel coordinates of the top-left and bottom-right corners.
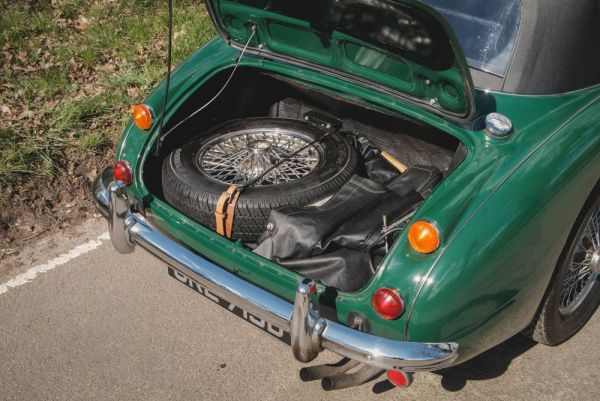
[92, 169, 459, 371]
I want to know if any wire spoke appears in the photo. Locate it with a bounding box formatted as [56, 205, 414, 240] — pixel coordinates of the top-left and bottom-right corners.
[559, 205, 600, 315]
[197, 128, 321, 186]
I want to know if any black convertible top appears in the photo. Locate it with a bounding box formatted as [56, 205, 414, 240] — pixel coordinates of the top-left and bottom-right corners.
[475, 0, 600, 94]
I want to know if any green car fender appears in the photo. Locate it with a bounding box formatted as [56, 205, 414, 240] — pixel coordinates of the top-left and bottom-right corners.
[353, 89, 600, 345]
[406, 95, 600, 363]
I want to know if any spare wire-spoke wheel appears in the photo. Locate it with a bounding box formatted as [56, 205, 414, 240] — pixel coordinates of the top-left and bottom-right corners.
[197, 128, 321, 186]
[162, 118, 357, 242]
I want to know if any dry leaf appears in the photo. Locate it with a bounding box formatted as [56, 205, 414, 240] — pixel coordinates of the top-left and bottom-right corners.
[18, 109, 34, 120]
[75, 15, 90, 30]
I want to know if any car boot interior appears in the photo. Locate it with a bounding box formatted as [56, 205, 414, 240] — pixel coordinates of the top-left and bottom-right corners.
[143, 67, 464, 292]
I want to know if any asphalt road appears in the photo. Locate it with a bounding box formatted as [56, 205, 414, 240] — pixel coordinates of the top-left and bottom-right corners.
[1, 218, 599, 401]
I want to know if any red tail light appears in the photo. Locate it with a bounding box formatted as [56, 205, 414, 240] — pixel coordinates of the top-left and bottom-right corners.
[372, 288, 404, 320]
[386, 370, 413, 388]
[113, 161, 132, 185]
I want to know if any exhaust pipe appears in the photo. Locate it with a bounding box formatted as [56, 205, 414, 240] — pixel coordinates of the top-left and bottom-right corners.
[299, 358, 360, 382]
[321, 365, 383, 391]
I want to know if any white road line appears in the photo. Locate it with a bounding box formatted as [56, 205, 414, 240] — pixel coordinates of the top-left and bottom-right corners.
[0, 232, 110, 296]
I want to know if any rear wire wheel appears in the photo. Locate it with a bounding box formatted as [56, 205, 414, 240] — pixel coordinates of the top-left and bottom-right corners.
[529, 186, 600, 345]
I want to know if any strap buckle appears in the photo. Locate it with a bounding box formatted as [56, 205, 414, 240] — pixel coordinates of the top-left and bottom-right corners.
[215, 185, 241, 239]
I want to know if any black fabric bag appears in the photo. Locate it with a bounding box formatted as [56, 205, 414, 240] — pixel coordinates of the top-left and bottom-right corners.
[355, 136, 400, 185]
[253, 135, 443, 292]
[253, 169, 441, 291]
[254, 176, 390, 260]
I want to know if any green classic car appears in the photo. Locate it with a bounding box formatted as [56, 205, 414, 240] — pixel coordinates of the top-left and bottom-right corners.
[93, 0, 600, 390]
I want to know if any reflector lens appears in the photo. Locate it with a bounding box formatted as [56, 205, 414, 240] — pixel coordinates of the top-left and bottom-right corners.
[408, 220, 440, 254]
[132, 104, 153, 130]
[387, 370, 412, 388]
[113, 161, 132, 185]
[372, 288, 404, 320]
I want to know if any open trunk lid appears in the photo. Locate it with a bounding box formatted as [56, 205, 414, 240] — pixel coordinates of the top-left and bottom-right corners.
[205, 0, 476, 121]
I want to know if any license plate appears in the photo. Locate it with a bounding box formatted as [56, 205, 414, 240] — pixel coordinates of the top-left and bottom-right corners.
[167, 266, 291, 344]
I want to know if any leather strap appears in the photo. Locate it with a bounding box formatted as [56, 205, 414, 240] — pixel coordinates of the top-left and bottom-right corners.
[215, 185, 240, 239]
[225, 189, 241, 238]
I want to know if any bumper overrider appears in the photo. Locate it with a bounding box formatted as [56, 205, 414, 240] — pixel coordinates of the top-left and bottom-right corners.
[92, 167, 458, 372]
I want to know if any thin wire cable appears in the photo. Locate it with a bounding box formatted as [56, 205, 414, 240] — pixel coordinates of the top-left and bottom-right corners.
[239, 129, 335, 191]
[156, 28, 257, 151]
[156, 0, 173, 155]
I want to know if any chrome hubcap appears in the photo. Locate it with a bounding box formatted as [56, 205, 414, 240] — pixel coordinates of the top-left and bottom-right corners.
[197, 128, 320, 186]
[559, 206, 600, 316]
[591, 250, 600, 275]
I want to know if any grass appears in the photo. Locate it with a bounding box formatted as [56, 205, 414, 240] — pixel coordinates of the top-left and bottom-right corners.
[0, 0, 215, 191]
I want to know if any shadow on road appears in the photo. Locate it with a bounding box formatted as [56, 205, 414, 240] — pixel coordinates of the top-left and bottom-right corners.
[372, 335, 537, 394]
[436, 335, 537, 391]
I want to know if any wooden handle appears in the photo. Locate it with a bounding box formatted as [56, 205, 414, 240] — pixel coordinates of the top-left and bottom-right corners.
[380, 151, 408, 173]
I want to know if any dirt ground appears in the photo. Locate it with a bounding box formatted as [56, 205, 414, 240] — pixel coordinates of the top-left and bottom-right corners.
[0, 147, 113, 259]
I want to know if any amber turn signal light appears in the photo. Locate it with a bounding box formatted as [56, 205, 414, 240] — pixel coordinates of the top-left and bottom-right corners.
[408, 220, 440, 254]
[132, 104, 153, 130]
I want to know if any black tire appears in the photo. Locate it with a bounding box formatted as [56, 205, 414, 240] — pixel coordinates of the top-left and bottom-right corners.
[528, 185, 600, 345]
[162, 118, 357, 242]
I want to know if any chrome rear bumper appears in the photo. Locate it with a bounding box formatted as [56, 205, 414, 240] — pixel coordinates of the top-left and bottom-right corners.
[92, 167, 458, 371]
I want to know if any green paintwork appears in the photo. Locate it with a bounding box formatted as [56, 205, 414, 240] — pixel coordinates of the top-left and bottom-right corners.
[205, 0, 475, 118]
[115, 36, 600, 364]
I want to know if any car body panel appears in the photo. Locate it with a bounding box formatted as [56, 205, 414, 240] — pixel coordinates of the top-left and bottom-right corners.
[205, 0, 475, 119]
[116, 37, 600, 364]
[406, 95, 600, 356]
